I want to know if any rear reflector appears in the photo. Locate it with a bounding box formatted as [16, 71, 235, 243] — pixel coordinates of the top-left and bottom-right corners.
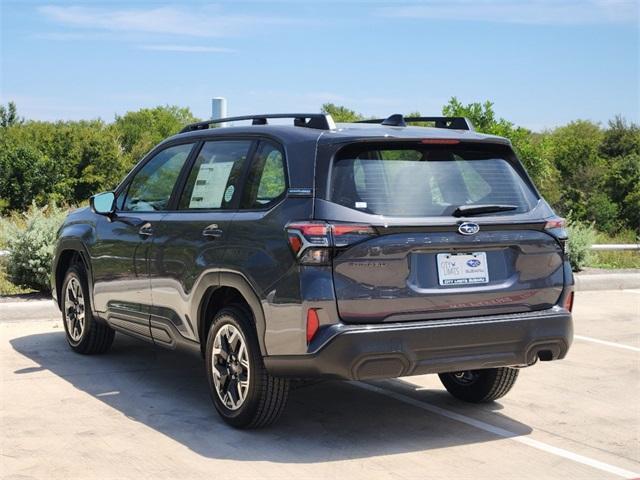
[288, 235, 303, 254]
[306, 309, 320, 344]
[563, 291, 574, 312]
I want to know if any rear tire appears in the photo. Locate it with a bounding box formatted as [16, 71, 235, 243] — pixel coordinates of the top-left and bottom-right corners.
[205, 306, 289, 428]
[61, 263, 114, 354]
[438, 367, 519, 403]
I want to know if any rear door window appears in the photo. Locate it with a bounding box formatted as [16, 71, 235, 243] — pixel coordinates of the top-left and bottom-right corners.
[178, 140, 252, 210]
[330, 144, 537, 217]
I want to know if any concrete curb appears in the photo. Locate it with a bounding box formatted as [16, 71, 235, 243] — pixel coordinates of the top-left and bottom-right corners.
[574, 273, 640, 291]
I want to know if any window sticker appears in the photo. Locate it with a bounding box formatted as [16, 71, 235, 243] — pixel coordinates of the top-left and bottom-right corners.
[189, 161, 234, 209]
[355, 201, 367, 209]
[224, 185, 235, 203]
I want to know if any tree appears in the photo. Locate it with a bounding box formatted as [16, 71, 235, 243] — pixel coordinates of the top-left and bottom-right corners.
[600, 116, 640, 158]
[442, 97, 503, 132]
[113, 105, 199, 169]
[542, 120, 612, 226]
[600, 118, 640, 232]
[442, 97, 560, 204]
[0, 101, 23, 127]
[0, 120, 124, 212]
[321, 103, 363, 123]
[0, 140, 50, 212]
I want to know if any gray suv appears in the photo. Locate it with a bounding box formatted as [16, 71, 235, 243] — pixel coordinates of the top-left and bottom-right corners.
[51, 113, 574, 428]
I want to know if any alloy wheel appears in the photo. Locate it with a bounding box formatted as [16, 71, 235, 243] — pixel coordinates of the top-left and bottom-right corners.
[451, 370, 480, 385]
[211, 324, 250, 410]
[64, 277, 85, 342]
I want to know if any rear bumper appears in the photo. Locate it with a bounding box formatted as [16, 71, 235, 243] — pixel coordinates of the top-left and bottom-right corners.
[264, 307, 573, 380]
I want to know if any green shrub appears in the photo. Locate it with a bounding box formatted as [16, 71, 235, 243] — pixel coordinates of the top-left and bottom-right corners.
[1, 203, 68, 291]
[566, 217, 597, 271]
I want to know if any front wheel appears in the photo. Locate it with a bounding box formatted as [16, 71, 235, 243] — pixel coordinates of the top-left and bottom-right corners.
[205, 306, 289, 428]
[438, 367, 519, 403]
[61, 263, 114, 354]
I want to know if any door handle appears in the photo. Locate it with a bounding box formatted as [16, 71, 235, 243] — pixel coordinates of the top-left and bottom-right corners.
[202, 224, 223, 239]
[138, 222, 153, 237]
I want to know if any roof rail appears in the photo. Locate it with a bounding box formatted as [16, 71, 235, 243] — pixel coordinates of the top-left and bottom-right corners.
[357, 114, 474, 131]
[180, 113, 336, 133]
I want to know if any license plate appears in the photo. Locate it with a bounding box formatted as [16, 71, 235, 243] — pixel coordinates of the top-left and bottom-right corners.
[437, 252, 489, 286]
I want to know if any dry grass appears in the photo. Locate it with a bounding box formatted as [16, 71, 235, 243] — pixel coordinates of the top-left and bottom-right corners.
[588, 230, 640, 269]
[0, 267, 33, 296]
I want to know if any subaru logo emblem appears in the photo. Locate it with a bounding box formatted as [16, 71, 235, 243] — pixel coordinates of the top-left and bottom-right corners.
[458, 222, 480, 235]
[467, 259, 481, 267]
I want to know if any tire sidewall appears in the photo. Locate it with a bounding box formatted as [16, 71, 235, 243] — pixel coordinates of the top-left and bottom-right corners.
[205, 307, 263, 426]
[439, 368, 518, 403]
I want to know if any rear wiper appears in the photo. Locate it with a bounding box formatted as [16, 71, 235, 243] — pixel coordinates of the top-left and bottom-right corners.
[452, 204, 518, 217]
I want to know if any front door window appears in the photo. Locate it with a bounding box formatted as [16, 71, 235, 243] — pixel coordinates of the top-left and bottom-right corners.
[123, 143, 193, 212]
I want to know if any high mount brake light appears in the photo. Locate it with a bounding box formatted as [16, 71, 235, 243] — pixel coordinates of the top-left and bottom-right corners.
[420, 139, 460, 145]
[286, 222, 376, 263]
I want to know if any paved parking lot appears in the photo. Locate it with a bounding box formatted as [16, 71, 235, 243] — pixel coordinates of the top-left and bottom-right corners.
[1, 290, 639, 480]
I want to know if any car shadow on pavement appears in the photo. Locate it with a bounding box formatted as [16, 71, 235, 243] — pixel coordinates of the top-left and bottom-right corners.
[10, 331, 533, 463]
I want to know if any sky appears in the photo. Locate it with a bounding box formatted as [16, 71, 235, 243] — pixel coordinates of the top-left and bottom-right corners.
[0, 0, 638, 131]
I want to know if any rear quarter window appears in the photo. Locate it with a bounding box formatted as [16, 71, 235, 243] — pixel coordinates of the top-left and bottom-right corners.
[329, 144, 538, 217]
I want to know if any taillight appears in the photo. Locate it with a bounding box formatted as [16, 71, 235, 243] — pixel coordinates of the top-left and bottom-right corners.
[544, 216, 568, 253]
[286, 222, 329, 256]
[545, 217, 566, 230]
[286, 222, 376, 264]
[306, 308, 320, 344]
[331, 224, 376, 247]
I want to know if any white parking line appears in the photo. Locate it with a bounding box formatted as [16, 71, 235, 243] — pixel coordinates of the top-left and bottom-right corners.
[0, 299, 55, 308]
[574, 335, 640, 353]
[356, 382, 640, 479]
[96, 391, 120, 397]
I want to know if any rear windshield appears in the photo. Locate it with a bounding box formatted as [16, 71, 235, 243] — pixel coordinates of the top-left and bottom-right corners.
[329, 144, 538, 217]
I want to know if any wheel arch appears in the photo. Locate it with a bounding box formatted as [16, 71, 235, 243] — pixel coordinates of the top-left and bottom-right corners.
[196, 271, 267, 357]
[53, 239, 93, 310]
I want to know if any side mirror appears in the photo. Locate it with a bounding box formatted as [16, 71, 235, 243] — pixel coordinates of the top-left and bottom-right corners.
[90, 192, 115, 216]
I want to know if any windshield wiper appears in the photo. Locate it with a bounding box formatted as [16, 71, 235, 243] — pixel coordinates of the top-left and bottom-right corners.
[452, 204, 518, 217]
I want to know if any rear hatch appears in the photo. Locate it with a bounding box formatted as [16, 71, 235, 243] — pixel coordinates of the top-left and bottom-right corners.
[318, 140, 565, 323]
